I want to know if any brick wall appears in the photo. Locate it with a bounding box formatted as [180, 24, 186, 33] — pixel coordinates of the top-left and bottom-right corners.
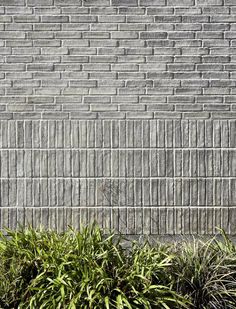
[0, 0, 235, 235]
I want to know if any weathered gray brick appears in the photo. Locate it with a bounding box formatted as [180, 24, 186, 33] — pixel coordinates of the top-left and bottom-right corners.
[127, 16, 154, 23]
[27, 64, 54, 71]
[71, 16, 97, 23]
[84, 0, 110, 6]
[0, 0, 24, 4]
[140, 0, 165, 5]
[62, 24, 89, 31]
[34, 8, 60, 15]
[55, 0, 82, 5]
[83, 32, 110, 39]
[0, 31, 25, 39]
[168, 0, 195, 5]
[112, 0, 137, 6]
[34, 24, 61, 31]
[28, 32, 54, 39]
[140, 32, 167, 39]
[99, 16, 125, 23]
[14, 15, 39, 22]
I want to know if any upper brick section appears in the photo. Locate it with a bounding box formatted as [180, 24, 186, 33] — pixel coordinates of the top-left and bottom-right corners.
[0, 0, 235, 119]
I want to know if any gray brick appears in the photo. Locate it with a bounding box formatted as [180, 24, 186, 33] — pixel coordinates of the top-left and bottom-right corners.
[120, 104, 145, 111]
[71, 16, 97, 23]
[43, 112, 69, 119]
[71, 112, 97, 119]
[175, 24, 202, 31]
[62, 24, 89, 31]
[183, 16, 209, 23]
[112, 0, 137, 5]
[0, 64, 25, 71]
[126, 112, 153, 119]
[168, 0, 195, 5]
[84, 0, 110, 6]
[0, 0, 24, 4]
[27, 0, 53, 4]
[112, 32, 138, 39]
[147, 8, 174, 15]
[168, 64, 195, 71]
[69, 47, 97, 55]
[97, 47, 124, 54]
[34, 55, 61, 63]
[169, 32, 195, 39]
[6, 40, 32, 47]
[140, 96, 166, 104]
[140, 32, 167, 39]
[197, 0, 223, 4]
[13, 80, 39, 87]
[119, 24, 145, 32]
[98, 112, 125, 119]
[92, 24, 117, 31]
[34, 24, 61, 31]
[55, 0, 82, 4]
[154, 112, 181, 119]
[183, 112, 210, 119]
[34, 8, 60, 15]
[70, 80, 97, 88]
[27, 64, 54, 71]
[0, 31, 25, 39]
[14, 16, 40, 23]
[175, 8, 201, 15]
[62, 39, 89, 47]
[12, 47, 40, 55]
[0, 47, 11, 55]
[91, 105, 117, 112]
[28, 32, 54, 39]
[6, 24, 32, 31]
[0, 16, 11, 23]
[99, 16, 125, 23]
[225, 0, 236, 4]
[127, 16, 154, 23]
[212, 112, 236, 119]
[112, 64, 138, 71]
[41, 47, 68, 55]
[41, 15, 69, 23]
[83, 32, 110, 39]
[120, 40, 145, 47]
[62, 7, 88, 14]
[119, 7, 145, 15]
[125, 48, 152, 55]
[140, 0, 165, 5]
[155, 16, 181, 23]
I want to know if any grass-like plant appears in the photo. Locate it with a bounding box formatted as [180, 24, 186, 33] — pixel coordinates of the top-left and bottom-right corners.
[171, 231, 236, 309]
[0, 224, 188, 309]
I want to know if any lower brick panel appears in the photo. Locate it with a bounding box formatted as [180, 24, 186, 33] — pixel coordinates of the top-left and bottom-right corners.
[0, 119, 235, 235]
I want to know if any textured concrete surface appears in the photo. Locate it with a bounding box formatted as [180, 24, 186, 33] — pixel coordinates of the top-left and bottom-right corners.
[0, 0, 235, 234]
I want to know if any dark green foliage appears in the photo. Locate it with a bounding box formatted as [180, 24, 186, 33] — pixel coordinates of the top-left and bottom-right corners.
[0, 225, 236, 308]
[171, 231, 236, 309]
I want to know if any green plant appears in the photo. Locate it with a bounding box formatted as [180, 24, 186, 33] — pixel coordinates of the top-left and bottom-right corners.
[171, 234, 236, 309]
[0, 224, 188, 309]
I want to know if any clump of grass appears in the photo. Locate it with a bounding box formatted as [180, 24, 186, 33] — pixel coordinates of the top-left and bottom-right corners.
[0, 224, 188, 309]
[171, 231, 236, 309]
